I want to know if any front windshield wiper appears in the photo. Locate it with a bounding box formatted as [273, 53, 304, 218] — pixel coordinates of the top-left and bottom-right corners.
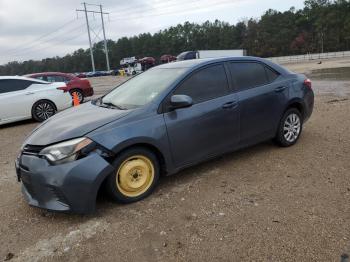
[101, 101, 127, 110]
[93, 96, 128, 110]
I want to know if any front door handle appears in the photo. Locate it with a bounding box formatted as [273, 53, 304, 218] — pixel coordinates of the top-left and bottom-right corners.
[25, 92, 35, 95]
[275, 86, 287, 92]
[222, 101, 238, 109]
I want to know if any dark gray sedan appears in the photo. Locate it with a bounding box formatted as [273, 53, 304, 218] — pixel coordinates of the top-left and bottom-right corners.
[16, 57, 314, 214]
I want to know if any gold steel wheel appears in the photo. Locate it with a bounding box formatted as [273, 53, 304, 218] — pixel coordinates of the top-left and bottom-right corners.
[116, 155, 155, 197]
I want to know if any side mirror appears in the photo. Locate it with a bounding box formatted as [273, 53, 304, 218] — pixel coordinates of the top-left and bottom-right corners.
[170, 95, 193, 110]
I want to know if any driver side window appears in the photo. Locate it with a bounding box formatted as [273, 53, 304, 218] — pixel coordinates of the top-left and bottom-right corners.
[174, 64, 230, 104]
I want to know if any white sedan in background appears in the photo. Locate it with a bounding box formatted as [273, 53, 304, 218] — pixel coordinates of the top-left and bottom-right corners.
[0, 76, 72, 125]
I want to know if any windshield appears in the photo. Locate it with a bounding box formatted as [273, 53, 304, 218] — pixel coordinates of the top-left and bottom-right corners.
[101, 68, 186, 109]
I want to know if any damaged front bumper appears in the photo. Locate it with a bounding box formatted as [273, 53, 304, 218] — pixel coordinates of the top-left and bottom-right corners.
[16, 152, 114, 214]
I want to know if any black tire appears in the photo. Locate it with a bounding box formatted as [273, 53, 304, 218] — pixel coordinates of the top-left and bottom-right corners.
[275, 108, 303, 147]
[32, 100, 56, 122]
[105, 147, 160, 203]
[70, 89, 84, 103]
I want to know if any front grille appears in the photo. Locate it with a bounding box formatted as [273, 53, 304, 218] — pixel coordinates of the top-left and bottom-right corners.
[22, 144, 45, 156]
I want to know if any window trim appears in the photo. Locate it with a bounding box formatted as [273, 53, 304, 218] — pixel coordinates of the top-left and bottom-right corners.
[227, 61, 281, 92]
[264, 65, 280, 83]
[159, 62, 232, 113]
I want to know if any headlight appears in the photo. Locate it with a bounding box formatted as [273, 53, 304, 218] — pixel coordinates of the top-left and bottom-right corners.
[39, 137, 93, 164]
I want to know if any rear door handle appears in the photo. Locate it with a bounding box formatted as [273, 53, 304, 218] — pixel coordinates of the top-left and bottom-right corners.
[275, 86, 286, 92]
[25, 92, 35, 95]
[222, 101, 238, 109]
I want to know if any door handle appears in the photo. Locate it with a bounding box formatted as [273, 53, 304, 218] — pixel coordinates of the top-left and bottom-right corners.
[25, 92, 35, 95]
[275, 86, 286, 92]
[222, 101, 238, 109]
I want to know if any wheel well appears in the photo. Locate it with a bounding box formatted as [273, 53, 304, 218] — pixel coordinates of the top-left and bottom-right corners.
[287, 102, 304, 118]
[70, 88, 82, 92]
[96, 142, 167, 200]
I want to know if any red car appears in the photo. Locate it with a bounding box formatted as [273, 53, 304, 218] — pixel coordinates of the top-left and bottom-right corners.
[25, 72, 94, 103]
[160, 54, 177, 63]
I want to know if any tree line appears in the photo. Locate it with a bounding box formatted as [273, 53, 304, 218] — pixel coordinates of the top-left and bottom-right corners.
[1, 0, 350, 75]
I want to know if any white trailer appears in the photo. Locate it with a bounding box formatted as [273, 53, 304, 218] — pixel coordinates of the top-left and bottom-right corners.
[120, 56, 137, 66]
[177, 50, 245, 61]
[196, 50, 245, 58]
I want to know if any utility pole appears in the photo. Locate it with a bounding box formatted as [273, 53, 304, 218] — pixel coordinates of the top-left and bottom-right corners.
[82, 2, 95, 72]
[76, 3, 110, 72]
[100, 4, 110, 71]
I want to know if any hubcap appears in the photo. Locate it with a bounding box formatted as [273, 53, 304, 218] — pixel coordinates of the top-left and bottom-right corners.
[35, 102, 55, 120]
[116, 155, 154, 197]
[283, 113, 301, 143]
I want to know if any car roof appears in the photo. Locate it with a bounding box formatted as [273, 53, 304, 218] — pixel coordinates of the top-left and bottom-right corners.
[0, 75, 49, 83]
[25, 72, 75, 77]
[156, 56, 291, 75]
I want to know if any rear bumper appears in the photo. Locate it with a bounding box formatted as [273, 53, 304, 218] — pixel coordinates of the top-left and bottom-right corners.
[55, 93, 73, 111]
[16, 152, 114, 214]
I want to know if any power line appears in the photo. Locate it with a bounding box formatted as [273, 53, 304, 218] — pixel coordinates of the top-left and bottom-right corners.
[3, 19, 103, 62]
[1, 18, 78, 54]
[108, 0, 176, 16]
[4, 23, 86, 57]
[108, 0, 201, 20]
[7, 32, 90, 62]
[108, 0, 238, 21]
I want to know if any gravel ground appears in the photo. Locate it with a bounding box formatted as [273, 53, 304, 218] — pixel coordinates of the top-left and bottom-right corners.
[0, 61, 349, 262]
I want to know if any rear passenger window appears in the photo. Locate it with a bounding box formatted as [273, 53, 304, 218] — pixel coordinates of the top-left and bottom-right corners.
[229, 62, 269, 91]
[46, 76, 56, 82]
[0, 80, 32, 93]
[174, 64, 229, 104]
[55, 76, 70, 82]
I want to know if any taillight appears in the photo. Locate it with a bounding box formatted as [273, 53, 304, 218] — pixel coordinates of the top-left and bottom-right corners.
[57, 87, 68, 93]
[304, 79, 312, 89]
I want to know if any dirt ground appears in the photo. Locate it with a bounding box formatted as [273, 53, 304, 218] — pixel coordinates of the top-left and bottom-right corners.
[0, 59, 350, 262]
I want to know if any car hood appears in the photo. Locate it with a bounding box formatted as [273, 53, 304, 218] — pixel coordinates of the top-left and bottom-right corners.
[24, 102, 131, 146]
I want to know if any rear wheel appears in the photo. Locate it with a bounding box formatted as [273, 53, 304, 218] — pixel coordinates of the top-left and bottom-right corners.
[70, 89, 84, 103]
[275, 108, 303, 147]
[105, 147, 160, 203]
[32, 100, 56, 122]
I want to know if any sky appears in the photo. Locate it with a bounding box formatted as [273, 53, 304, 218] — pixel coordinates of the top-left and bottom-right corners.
[0, 0, 305, 65]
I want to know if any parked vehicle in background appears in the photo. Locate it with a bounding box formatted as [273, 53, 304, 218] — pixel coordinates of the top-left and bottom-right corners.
[75, 72, 87, 78]
[177, 50, 246, 61]
[25, 72, 93, 103]
[16, 56, 314, 214]
[86, 71, 109, 78]
[120, 56, 137, 66]
[139, 57, 156, 70]
[123, 63, 143, 76]
[0, 76, 72, 125]
[160, 54, 177, 63]
[109, 69, 120, 76]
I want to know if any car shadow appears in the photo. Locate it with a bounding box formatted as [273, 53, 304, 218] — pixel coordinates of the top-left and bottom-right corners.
[94, 140, 278, 214]
[0, 119, 37, 129]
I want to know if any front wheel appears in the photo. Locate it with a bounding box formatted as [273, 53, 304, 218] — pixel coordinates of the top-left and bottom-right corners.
[275, 108, 303, 147]
[105, 147, 160, 203]
[32, 100, 56, 122]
